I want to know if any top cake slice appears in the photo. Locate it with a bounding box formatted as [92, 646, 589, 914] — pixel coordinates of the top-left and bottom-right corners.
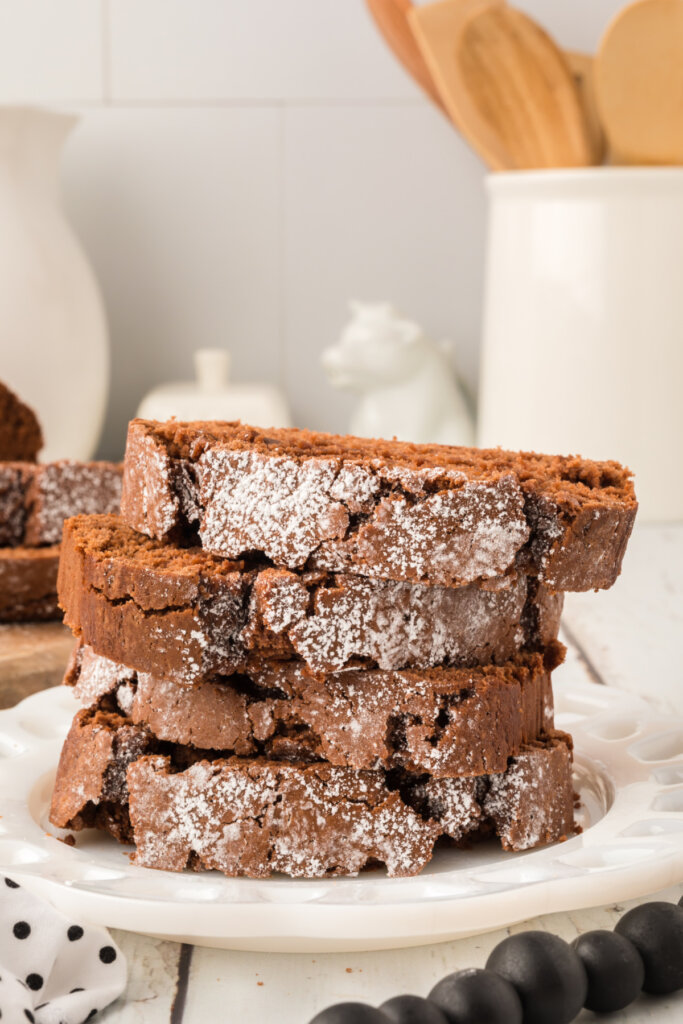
[121, 419, 637, 592]
[0, 381, 43, 462]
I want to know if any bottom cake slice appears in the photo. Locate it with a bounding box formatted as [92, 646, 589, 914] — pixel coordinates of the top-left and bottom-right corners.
[50, 709, 575, 879]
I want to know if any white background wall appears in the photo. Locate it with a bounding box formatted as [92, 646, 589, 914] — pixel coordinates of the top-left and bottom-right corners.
[0, 0, 626, 459]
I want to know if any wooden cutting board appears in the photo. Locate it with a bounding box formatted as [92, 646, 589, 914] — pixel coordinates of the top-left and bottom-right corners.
[0, 621, 73, 709]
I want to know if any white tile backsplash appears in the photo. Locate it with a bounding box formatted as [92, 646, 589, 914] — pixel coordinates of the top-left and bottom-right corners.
[282, 103, 485, 434]
[0, 0, 103, 102]
[0, 0, 632, 455]
[108, 0, 420, 102]
[62, 107, 282, 459]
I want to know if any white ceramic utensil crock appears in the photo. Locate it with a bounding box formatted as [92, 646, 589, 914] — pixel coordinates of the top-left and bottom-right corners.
[0, 106, 109, 461]
[478, 168, 683, 521]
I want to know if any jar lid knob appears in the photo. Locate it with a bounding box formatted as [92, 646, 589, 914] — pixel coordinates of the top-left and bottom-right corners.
[195, 348, 230, 392]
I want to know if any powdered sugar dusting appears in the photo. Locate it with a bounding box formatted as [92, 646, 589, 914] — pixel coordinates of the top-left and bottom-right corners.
[483, 740, 574, 850]
[128, 757, 439, 878]
[26, 461, 122, 545]
[197, 449, 349, 566]
[0, 465, 27, 546]
[71, 645, 135, 707]
[287, 572, 528, 673]
[122, 429, 178, 537]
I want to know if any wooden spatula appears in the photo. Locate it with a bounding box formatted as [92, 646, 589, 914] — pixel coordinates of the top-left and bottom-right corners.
[595, 0, 683, 164]
[410, 0, 593, 169]
[366, 0, 450, 117]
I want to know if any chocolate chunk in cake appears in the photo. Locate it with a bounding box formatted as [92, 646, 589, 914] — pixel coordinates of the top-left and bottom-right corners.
[410, 732, 575, 851]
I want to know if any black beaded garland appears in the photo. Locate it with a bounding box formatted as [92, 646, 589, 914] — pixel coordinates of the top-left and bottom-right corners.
[307, 1002, 389, 1024]
[485, 931, 587, 1024]
[572, 930, 645, 1012]
[379, 993, 448, 1023]
[302, 897, 683, 1023]
[428, 967, 523, 1024]
[615, 901, 683, 995]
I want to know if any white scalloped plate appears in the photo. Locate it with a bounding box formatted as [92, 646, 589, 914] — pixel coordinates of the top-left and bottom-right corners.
[0, 681, 682, 952]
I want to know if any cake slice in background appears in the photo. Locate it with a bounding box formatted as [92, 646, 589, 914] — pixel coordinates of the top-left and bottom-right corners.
[0, 381, 43, 462]
[0, 379, 122, 624]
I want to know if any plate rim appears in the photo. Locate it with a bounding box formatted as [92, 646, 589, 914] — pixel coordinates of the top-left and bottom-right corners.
[0, 681, 682, 951]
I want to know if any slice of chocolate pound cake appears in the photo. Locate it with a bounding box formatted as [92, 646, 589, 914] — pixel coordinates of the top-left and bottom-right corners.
[121, 419, 637, 592]
[58, 515, 563, 680]
[0, 460, 122, 547]
[65, 641, 562, 778]
[0, 546, 60, 622]
[0, 457, 121, 622]
[49, 707, 575, 877]
[0, 381, 43, 462]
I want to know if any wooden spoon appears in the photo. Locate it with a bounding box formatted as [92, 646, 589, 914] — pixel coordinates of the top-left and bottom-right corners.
[565, 51, 606, 165]
[595, 0, 683, 164]
[408, 0, 508, 169]
[409, 0, 593, 169]
[366, 0, 450, 117]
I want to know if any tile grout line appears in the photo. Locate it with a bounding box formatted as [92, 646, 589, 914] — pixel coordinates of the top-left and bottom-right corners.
[169, 943, 194, 1023]
[76, 97, 426, 109]
[560, 619, 607, 687]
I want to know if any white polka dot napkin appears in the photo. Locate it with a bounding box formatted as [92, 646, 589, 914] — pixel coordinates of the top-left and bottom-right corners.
[0, 876, 126, 1023]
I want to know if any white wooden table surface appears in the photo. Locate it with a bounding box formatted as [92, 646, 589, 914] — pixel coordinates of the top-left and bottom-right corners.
[95, 523, 683, 1024]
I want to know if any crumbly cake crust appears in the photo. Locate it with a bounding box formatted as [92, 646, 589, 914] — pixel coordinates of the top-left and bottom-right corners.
[0, 460, 121, 547]
[49, 709, 575, 877]
[121, 419, 637, 592]
[0, 382, 43, 462]
[66, 642, 561, 777]
[59, 515, 563, 679]
[0, 545, 60, 622]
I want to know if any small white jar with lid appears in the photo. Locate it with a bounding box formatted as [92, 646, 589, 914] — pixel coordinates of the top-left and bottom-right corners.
[136, 349, 292, 428]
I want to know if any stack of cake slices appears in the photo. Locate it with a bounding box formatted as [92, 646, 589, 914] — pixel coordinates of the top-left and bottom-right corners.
[0, 381, 122, 623]
[49, 420, 637, 878]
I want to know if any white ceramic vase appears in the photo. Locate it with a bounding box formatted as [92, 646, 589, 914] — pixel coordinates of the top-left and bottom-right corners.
[478, 168, 683, 521]
[0, 107, 108, 461]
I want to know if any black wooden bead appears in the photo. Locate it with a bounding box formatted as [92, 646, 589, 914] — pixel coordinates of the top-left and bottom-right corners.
[380, 994, 448, 1023]
[308, 1003, 388, 1024]
[428, 967, 522, 1024]
[615, 901, 683, 995]
[572, 930, 644, 1012]
[485, 931, 587, 1024]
